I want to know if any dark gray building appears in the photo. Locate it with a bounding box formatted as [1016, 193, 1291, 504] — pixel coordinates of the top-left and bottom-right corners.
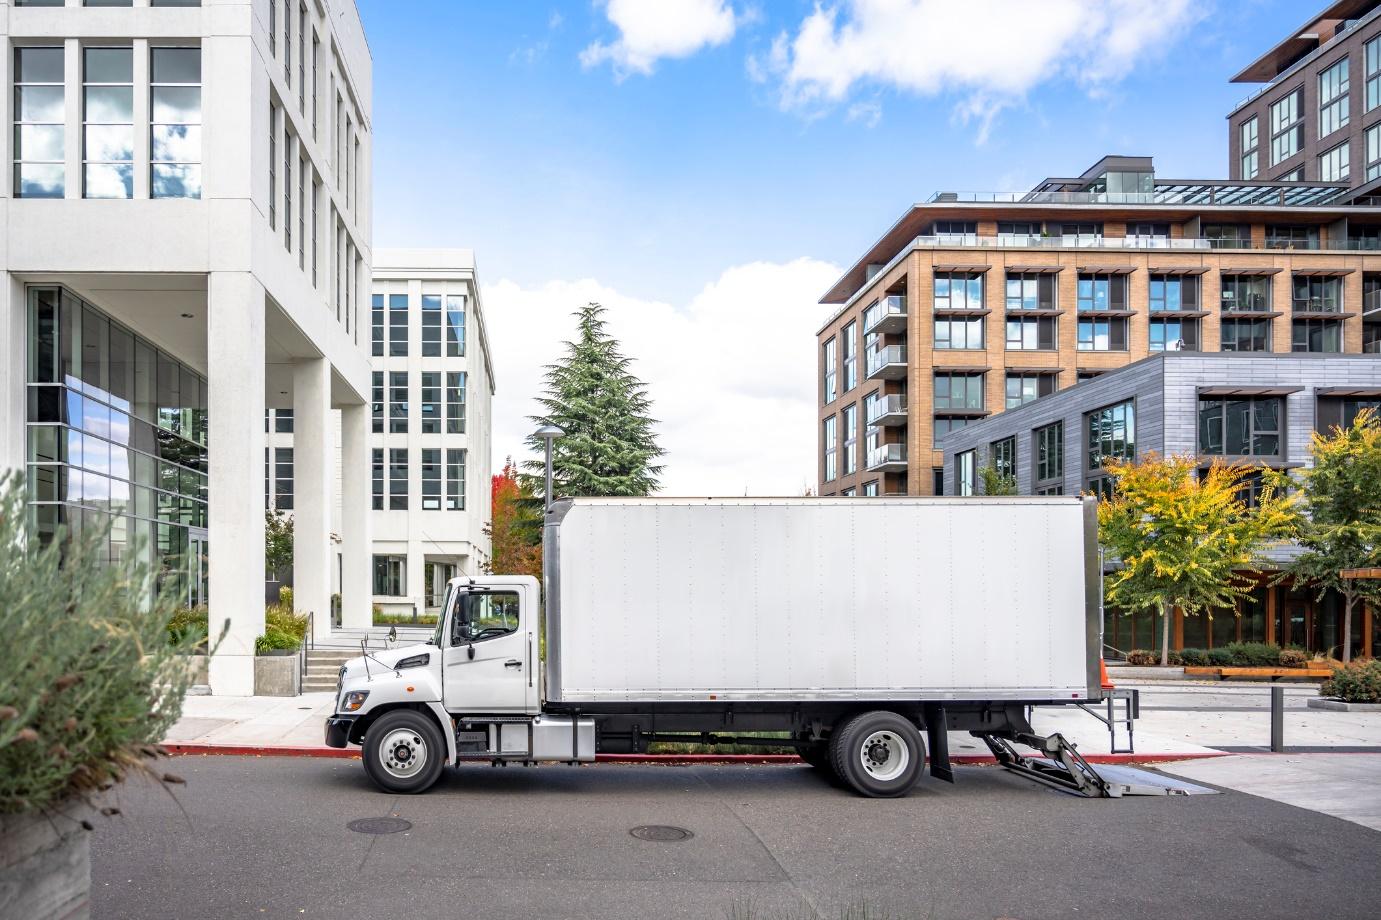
[936, 353, 1381, 659]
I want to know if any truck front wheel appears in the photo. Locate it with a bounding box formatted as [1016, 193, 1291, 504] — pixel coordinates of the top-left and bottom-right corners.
[362, 710, 446, 794]
[829, 711, 924, 798]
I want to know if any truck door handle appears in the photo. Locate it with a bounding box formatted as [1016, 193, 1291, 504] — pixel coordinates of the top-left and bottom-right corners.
[504, 659, 523, 669]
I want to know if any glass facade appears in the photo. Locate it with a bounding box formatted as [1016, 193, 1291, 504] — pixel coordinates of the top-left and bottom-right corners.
[26, 286, 209, 605]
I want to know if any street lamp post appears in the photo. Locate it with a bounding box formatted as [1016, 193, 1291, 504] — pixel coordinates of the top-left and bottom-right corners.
[535, 425, 565, 514]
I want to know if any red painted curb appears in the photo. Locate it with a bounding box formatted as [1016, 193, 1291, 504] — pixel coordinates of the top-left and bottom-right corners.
[163, 741, 1228, 765]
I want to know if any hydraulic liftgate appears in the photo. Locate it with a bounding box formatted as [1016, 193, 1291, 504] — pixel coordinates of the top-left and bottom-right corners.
[976, 731, 1190, 798]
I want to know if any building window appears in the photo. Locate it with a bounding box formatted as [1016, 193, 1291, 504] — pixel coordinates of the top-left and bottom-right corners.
[150, 47, 201, 198]
[310, 175, 320, 286]
[1293, 275, 1342, 313]
[373, 555, 406, 597]
[420, 448, 441, 510]
[1319, 141, 1350, 182]
[371, 448, 384, 511]
[862, 480, 879, 497]
[842, 403, 858, 475]
[1148, 275, 1197, 312]
[371, 294, 384, 356]
[446, 294, 466, 357]
[1369, 36, 1381, 112]
[842, 322, 858, 392]
[283, 132, 293, 251]
[273, 408, 293, 433]
[933, 315, 984, 349]
[1149, 317, 1199, 351]
[446, 449, 466, 511]
[1199, 397, 1281, 458]
[388, 293, 408, 356]
[1319, 58, 1350, 138]
[1270, 87, 1304, 165]
[934, 272, 983, 311]
[1221, 319, 1272, 352]
[1318, 396, 1381, 433]
[823, 416, 837, 482]
[1085, 400, 1135, 499]
[82, 46, 133, 199]
[1293, 318, 1344, 352]
[388, 448, 408, 511]
[1005, 273, 1056, 311]
[1006, 373, 1056, 408]
[273, 447, 293, 510]
[1006, 316, 1056, 350]
[1034, 422, 1063, 494]
[420, 294, 442, 357]
[990, 436, 1016, 481]
[1240, 115, 1259, 179]
[371, 371, 383, 433]
[956, 450, 975, 496]
[389, 371, 408, 433]
[1368, 123, 1381, 182]
[1077, 317, 1127, 351]
[446, 372, 466, 434]
[267, 106, 277, 227]
[934, 373, 984, 411]
[311, 31, 320, 138]
[15, 47, 65, 198]
[420, 372, 441, 434]
[1221, 275, 1271, 312]
[822, 338, 837, 404]
[933, 416, 971, 440]
[1266, 225, 1319, 249]
[1077, 273, 1125, 312]
[1202, 224, 1251, 248]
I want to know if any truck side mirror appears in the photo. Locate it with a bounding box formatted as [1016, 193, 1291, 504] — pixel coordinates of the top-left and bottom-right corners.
[467, 644, 476, 661]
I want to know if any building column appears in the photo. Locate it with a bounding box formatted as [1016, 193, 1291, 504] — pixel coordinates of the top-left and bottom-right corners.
[339, 402, 372, 629]
[1, 276, 26, 475]
[408, 542, 427, 622]
[293, 357, 333, 642]
[207, 272, 266, 696]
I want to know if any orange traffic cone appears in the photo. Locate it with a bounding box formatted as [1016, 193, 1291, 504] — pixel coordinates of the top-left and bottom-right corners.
[1100, 658, 1115, 691]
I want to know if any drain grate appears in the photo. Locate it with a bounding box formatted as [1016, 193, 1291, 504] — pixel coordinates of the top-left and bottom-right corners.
[629, 825, 693, 842]
[347, 817, 412, 835]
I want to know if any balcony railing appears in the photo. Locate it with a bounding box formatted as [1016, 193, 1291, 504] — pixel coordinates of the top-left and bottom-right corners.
[865, 345, 907, 380]
[1292, 298, 1344, 314]
[904, 233, 1381, 253]
[866, 443, 908, 472]
[1364, 289, 1381, 316]
[866, 394, 908, 427]
[863, 294, 908, 334]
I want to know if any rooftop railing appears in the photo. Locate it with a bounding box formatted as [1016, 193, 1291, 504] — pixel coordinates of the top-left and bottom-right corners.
[928, 184, 1351, 207]
[905, 233, 1381, 252]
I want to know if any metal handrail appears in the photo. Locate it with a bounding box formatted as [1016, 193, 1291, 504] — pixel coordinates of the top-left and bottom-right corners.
[298, 610, 314, 689]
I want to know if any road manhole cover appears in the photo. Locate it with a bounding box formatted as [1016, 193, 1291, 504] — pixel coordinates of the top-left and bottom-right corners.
[629, 825, 693, 842]
[347, 817, 412, 835]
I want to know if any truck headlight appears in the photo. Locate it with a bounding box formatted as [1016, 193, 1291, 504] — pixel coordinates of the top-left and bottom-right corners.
[341, 690, 370, 712]
[395, 653, 431, 670]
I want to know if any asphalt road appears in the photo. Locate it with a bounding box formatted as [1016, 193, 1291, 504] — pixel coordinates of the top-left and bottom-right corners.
[89, 756, 1381, 920]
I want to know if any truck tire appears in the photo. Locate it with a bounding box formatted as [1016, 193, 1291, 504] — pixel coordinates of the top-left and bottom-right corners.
[828, 711, 924, 798]
[362, 709, 447, 794]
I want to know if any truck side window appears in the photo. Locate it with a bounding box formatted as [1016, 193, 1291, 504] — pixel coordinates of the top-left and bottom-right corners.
[451, 591, 520, 645]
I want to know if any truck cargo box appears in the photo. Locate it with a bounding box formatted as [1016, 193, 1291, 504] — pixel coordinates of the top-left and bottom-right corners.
[544, 497, 1099, 705]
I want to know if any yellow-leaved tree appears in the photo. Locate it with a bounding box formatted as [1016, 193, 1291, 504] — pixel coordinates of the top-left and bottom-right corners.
[1098, 454, 1297, 666]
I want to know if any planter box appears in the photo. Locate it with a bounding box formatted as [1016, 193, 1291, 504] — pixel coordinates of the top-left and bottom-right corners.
[0, 802, 93, 920]
[1105, 666, 1185, 680]
[254, 653, 301, 696]
[1307, 697, 1381, 712]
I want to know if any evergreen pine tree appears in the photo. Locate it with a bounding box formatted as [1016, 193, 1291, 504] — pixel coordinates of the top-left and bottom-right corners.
[524, 303, 663, 497]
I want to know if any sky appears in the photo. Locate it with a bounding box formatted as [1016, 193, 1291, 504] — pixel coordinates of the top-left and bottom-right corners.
[356, 0, 1313, 496]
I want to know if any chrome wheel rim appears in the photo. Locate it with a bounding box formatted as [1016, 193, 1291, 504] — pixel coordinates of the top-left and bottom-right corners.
[379, 727, 428, 779]
[859, 729, 909, 783]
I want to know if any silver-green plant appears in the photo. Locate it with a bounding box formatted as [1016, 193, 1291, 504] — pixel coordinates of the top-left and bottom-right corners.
[0, 472, 208, 814]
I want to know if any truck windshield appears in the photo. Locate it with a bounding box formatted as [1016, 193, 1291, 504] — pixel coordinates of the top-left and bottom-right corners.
[452, 592, 520, 645]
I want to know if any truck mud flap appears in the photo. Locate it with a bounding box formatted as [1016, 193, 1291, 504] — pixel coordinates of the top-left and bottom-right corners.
[923, 703, 953, 784]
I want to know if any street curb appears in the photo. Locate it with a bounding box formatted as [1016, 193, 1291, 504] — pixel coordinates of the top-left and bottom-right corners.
[163, 742, 1230, 765]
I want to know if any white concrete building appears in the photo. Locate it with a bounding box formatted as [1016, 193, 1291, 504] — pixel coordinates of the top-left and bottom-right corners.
[0, 0, 375, 694]
[264, 250, 495, 620]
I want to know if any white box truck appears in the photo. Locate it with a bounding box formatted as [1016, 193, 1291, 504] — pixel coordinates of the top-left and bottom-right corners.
[325, 496, 1105, 798]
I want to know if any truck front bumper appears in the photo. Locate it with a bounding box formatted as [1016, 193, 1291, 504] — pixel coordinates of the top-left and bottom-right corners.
[324, 715, 358, 748]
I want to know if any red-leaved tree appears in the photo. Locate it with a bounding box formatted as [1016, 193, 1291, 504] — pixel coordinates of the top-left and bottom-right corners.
[483, 458, 542, 580]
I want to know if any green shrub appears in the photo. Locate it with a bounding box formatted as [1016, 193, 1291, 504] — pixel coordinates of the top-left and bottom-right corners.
[1167, 650, 1184, 666]
[1279, 648, 1309, 668]
[1179, 648, 1208, 666]
[278, 585, 293, 609]
[1321, 659, 1381, 703]
[254, 602, 309, 655]
[372, 611, 440, 626]
[1126, 649, 1158, 666]
[1225, 641, 1280, 667]
[167, 605, 209, 650]
[0, 474, 202, 814]
[1207, 648, 1234, 667]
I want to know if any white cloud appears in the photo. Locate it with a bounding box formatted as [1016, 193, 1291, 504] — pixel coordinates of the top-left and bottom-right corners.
[483, 258, 841, 497]
[756, 0, 1201, 128]
[581, 0, 739, 77]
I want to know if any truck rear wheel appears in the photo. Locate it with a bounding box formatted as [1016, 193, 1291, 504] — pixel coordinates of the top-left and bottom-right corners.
[829, 711, 924, 798]
[362, 710, 446, 794]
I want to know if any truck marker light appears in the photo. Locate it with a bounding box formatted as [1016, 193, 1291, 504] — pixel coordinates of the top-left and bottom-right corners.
[406, 686, 414, 693]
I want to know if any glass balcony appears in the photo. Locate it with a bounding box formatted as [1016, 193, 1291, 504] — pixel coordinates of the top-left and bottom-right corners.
[1365, 289, 1381, 316]
[865, 345, 907, 380]
[863, 294, 907, 334]
[866, 394, 908, 427]
[866, 443, 908, 472]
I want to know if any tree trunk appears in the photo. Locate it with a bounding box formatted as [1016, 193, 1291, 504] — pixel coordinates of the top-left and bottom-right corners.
[1342, 592, 1355, 664]
[1160, 601, 1172, 667]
